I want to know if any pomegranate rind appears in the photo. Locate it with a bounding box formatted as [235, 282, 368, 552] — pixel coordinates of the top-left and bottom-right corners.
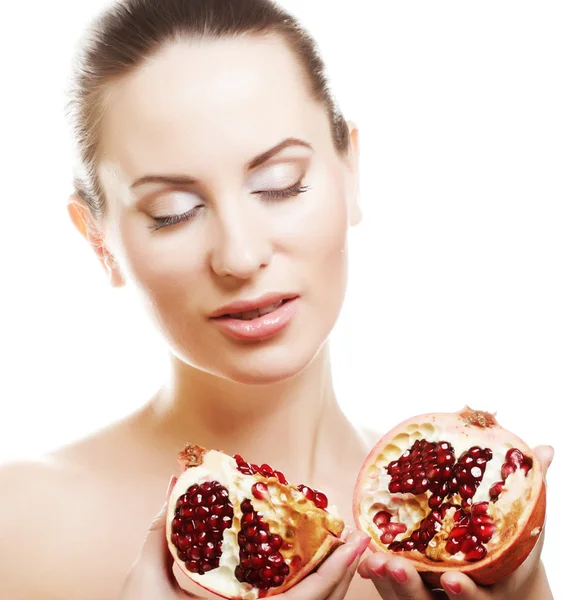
[353, 407, 547, 586]
[167, 447, 344, 599]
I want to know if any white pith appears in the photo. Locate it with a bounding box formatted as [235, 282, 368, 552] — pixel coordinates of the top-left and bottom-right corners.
[357, 419, 540, 563]
[229, 301, 284, 320]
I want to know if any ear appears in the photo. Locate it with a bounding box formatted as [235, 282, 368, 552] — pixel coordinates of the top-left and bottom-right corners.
[67, 194, 125, 288]
[345, 120, 362, 226]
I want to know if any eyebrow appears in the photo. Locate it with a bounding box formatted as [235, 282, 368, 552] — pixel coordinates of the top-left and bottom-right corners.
[129, 137, 313, 190]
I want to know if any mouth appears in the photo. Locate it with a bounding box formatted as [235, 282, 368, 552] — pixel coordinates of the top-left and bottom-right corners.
[210, 294, 298, 320]
[219, 299, 290, 321]
[209, 294, 300, 341]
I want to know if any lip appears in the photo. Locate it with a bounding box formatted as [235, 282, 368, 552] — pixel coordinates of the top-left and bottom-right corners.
[209, 293, 299, 319]
[209, 296, 299, 341]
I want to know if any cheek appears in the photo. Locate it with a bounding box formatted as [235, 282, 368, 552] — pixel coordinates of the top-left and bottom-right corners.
[114, 215, 208, 307]
[298, 164, 349, 272]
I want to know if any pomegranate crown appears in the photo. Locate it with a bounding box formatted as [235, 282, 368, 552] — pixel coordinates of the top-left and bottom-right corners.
[458, 407, 498, 428]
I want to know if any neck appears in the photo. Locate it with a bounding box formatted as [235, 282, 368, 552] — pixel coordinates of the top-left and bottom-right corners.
[148, 343, 354, 484]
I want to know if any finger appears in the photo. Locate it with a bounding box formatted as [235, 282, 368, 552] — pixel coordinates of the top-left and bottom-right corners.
[358, 554, 434, 600]
[325, 538, 364, 600]
[440, 572, 492, 599]
[282, 531, 369, 600]
[532, 445, 554, 477]
[122, 478, 198, 599]
[340, 525, 356, 542]
[139, 476, 178, 575]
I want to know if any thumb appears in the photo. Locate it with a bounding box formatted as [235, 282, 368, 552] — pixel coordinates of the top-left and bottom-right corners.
[138, 476, 178, 575]
[533, 445, 554, 478]
[122, 476, 201, 599]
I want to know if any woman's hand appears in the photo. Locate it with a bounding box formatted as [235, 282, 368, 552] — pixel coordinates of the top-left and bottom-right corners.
[119, 476, 370, 600]
[358, 445, 554, 600]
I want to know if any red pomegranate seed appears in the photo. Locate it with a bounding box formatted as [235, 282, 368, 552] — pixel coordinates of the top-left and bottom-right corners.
[465, 544, 487, 561]
[373, 511, 392, 528]
[445, 537, 462, 554]
[382, 439, 498, 563]
[170, 482, 234, 576]
[489, 481, 504, 501]
[472, 502, 489, 515]
[235, 499, 289, 589]
[460, 535, 479, 554]
[473, 522, 496, 543]
[252, 482, 270, 501]
[449, 525, 469, 539]
[274, 471, 288, 484]
[298, 485, 315, 501]
[501, 463, 516, 481]
[314, 492, 328, 509]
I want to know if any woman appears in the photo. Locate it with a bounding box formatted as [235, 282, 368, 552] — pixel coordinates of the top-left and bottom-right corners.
[0, 1, 554, 599]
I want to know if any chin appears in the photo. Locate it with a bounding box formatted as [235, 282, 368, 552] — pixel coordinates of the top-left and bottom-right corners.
[215, 341, 325, 386]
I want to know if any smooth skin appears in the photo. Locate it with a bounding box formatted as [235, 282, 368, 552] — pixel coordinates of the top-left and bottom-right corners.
[0, 34, 554, 600]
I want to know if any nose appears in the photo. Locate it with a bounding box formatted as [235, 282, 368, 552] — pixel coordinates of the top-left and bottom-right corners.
[209, 204, 272, 279]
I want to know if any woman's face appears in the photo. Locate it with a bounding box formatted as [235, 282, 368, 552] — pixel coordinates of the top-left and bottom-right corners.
[93, 35, 360, 384]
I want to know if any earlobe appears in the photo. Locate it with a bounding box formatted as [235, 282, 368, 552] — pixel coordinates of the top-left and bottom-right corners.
[67, 194, 125, 288]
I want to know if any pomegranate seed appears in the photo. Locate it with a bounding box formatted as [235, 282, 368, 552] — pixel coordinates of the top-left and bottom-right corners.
[472, 502, 489, 515]
[460, 535, 479, 554]
[169, 482, 234, 575]
[314, 492, 328, 509]
[185, 561, 198, 572]
[268, 554, 284, 567]
[235, 498, 289, 589]
[274, 471, 288, 484]
[373, 511, 392, 528]
[465, 545, 487, 561]
[183, 521, 195, 534]
[382, 438, 497, 563]
[445, 538, 462, 554]
[252, 482, 270, 501]
[298, 485, 315, 501]
[380, 531, 395, 544]
[506, 448, 524, 465]
[178, 534, 194, 551]
[449, 525, 469, 538]
[475, 522, 496, 543]
[489, 481, 504, 501]
[260, 464, 274, 477]
[501, 463, 516, 481]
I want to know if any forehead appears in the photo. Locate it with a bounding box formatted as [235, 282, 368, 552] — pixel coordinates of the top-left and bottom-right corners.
[99, 35, 324, 179]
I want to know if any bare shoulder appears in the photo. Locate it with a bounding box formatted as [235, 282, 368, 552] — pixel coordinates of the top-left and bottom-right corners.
[0, 411, 163, 600]
[0, 456, 82, 599]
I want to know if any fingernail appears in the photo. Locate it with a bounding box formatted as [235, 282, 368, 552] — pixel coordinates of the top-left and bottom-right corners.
[370, 563, 388, 578]
[356, 535, 371, 554]
[346, 547, 360, 567]
[388, 568, 407, 584]
[443, 580, 462, 595]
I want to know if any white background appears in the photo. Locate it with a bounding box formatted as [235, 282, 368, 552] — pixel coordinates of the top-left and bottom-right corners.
[0, 1, 578, 596]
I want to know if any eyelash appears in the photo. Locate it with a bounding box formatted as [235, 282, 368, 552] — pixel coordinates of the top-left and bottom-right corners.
[149, 182, 309, 231]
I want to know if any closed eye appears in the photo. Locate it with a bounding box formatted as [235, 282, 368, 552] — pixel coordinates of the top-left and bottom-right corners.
[255, 182, 310, 201]
[149, 205, 203, 231]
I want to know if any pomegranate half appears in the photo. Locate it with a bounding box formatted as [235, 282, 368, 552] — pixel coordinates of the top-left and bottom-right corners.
[353, 407, 546, 587]
[166, 444, 344, 599]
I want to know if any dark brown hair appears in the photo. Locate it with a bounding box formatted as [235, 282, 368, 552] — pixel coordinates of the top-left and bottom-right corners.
[67, 0, 349, 217]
